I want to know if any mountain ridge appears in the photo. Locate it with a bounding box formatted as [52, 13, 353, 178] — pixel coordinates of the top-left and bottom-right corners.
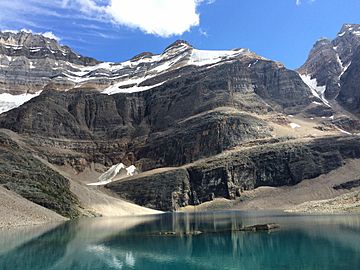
[0, 30, 269, 113]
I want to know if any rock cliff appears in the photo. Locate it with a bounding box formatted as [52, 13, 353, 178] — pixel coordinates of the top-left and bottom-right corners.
[107, 136, 360, 211]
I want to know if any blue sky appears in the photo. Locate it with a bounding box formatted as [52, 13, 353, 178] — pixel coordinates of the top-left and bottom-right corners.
[0, 0, 359, 69]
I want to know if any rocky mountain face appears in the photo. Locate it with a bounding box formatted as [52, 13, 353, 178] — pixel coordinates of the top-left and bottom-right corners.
[1, 32, 313, 114]
[0, 26, 360, 214]
[0, 33, 263, 104]
[0, 31, 99, 95]
[107, 136, 360, 211]
[0, 43, 313, 171]
[337, 47, 360, 114]
[299, 24, 360, 104]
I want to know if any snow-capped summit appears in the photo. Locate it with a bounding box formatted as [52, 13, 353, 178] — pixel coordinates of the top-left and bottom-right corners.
[163, 40, 193, 52]
[102, 42, 258, 94]
[298, 23, 360, 101]
[0, 31, 264, 113]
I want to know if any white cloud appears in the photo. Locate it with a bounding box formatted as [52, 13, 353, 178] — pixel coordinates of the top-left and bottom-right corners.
[69, 0, 203, 37]
[41, 31, 61, 41]
[199, 28, 208, 37]
[296, 0, 316, 6]
[0, 0, 207, 38]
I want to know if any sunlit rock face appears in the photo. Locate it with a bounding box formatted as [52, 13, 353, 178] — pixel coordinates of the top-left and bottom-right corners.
[0, 30, 311, 113]
[0, 31, 99, 95]
[298, 24, 360, 100]
[337, 47, 360, 115]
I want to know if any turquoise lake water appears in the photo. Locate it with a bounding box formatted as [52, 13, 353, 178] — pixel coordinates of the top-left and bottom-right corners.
[0, 211, 360, 270]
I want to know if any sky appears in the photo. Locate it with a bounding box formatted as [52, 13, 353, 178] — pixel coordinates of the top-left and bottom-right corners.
[0, 0, 359, 69]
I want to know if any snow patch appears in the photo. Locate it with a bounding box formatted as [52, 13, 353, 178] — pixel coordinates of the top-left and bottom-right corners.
[103, 79, 166, 94]
[87, 163, 138, 186]
[300, 74, 330, 107]
[248, 60, 258, 68]
[0, 91, 41, 114]
[335, 52, 344, 69]
[312, 101, 322, 105]
[333, 48, 351, 79]
[290, 123, 301, 129]
[340, 62, 351, 78]
[189, 49, 247, 66]
[336, 127, 352, 135]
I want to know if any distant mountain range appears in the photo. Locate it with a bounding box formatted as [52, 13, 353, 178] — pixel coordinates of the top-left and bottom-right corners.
[1, 24, 360, 223]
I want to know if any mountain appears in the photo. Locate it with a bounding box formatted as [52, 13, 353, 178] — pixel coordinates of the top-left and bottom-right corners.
[0, 26, 360, 222]
[0, 35, 314, 170]
[0, 30, 98, 94]
[299, 24, 360, 106]
[0, 32, 309, 113]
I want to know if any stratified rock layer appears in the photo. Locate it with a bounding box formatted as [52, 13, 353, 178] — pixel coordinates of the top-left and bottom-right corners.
[107, 136, 360, 211]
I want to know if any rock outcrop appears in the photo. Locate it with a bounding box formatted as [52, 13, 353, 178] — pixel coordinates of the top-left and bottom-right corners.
[107, 168, 191, 211]
[107, 136, 360, 211]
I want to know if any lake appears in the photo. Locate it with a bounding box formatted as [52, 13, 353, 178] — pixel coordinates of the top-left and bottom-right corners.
[0, 211, 360, 270]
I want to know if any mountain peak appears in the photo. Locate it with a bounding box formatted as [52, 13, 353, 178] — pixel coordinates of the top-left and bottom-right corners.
[0, 30, 58, 47]
[163, 40, 193, 53]
[0, 29, 99, 66]
[338, 24, 360, 37]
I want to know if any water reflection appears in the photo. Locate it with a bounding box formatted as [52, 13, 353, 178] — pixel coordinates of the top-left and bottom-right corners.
[1, 212, 360, 270]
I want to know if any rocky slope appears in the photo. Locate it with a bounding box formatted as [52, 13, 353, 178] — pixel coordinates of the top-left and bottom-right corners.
[0, 131, 79, 218]
[288, 189, 360, 213]
[337, 47, 360, 115]
[0, 186, 66, 228]
[0, 129, 160, 224]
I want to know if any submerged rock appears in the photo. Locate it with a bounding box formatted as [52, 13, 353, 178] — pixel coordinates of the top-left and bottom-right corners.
[238, 223, 280, 232]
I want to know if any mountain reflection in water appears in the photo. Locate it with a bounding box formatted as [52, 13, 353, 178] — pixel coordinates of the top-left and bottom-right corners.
[1, 211, 360, 270]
